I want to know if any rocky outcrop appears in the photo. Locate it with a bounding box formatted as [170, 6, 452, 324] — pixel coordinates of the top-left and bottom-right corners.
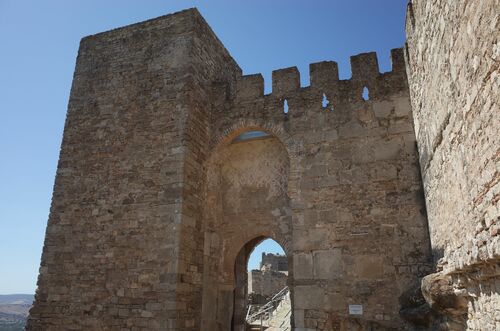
[421, 273, 468, 323]
[418, 257, 500, 330]
[399, 281, 436, 328]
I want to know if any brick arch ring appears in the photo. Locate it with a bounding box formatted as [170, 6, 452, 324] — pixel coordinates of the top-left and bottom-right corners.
[209, 118, 301, 160]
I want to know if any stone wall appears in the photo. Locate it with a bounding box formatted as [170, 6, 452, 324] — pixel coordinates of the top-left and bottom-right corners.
[28, 8, 435, 331]
[261, 253, 288, 272]
[27, 9, 241, 331]
[203, 47, 432, 330]
[405, 0, 499, 329]
[248, 270, 288, 297]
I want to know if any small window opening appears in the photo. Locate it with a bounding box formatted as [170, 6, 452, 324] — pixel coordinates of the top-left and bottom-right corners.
[322, 93, 330, 108]
[362, 86, 369, 101]
[283, 99, 289, 114]
[232, 131, 271, 143]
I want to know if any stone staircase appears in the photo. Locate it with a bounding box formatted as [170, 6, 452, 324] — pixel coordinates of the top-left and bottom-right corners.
[246, 287, 290, 331]
[266, 293, 291, 330]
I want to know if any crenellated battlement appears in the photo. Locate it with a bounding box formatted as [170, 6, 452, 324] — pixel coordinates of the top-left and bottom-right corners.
[30, 8, 436, 331]
[272, 66, 300, 97]
[351, 52, 379, 81]
[310, 61, 339, 88]
[235, 73, 264, 99]
[235, 48, 407, 102]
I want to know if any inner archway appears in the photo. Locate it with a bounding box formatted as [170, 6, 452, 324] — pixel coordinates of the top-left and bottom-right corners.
[232, 237, 291, 331]
[201, 127, 293, 331]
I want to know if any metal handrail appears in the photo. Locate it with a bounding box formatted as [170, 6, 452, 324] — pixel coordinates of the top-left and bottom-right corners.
[245, 286, 289, 324]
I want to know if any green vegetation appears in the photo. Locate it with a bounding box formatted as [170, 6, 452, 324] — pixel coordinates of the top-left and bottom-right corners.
[0, 321, 25, 331]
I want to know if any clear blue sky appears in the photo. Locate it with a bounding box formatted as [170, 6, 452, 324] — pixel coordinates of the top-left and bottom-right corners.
[0, 0, 407, 294]
[248, 239, 285, 271]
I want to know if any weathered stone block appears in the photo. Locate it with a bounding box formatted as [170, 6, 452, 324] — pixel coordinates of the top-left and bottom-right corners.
[350, 52, 379, 81]
[236, 74, 264, 100]
[352, 255, 384, 279]
[294, 253, 313, 279]
[313, 249, 342, 279]
[272, 66, 300, 97]
[310, 61, 339, 89]
[294, 285, 324, 310]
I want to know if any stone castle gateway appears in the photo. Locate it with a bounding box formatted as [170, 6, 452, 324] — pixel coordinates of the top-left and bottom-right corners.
[28, 2, 499, 331]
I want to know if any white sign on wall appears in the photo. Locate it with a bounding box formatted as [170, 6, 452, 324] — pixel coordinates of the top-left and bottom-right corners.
[348, 304, 363, 315]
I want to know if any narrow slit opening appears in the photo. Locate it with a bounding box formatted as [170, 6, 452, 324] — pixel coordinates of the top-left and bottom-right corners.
[232, 131, 271, 143]
[283, 99, 289, 114]
[362, 86, 369, 101]
[322, 93, 329, 108]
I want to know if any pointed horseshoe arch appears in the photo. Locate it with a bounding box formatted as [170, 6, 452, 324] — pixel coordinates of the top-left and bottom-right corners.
[232, 236, 291, 331]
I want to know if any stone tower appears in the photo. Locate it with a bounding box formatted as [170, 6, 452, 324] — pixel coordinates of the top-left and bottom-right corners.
[28, 8, 438, 331]
[260, 253, 288, 272]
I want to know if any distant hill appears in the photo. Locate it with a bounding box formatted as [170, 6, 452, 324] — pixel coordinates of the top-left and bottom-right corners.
[0, 295, 33, 331]
[0, 295, 33, 305]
